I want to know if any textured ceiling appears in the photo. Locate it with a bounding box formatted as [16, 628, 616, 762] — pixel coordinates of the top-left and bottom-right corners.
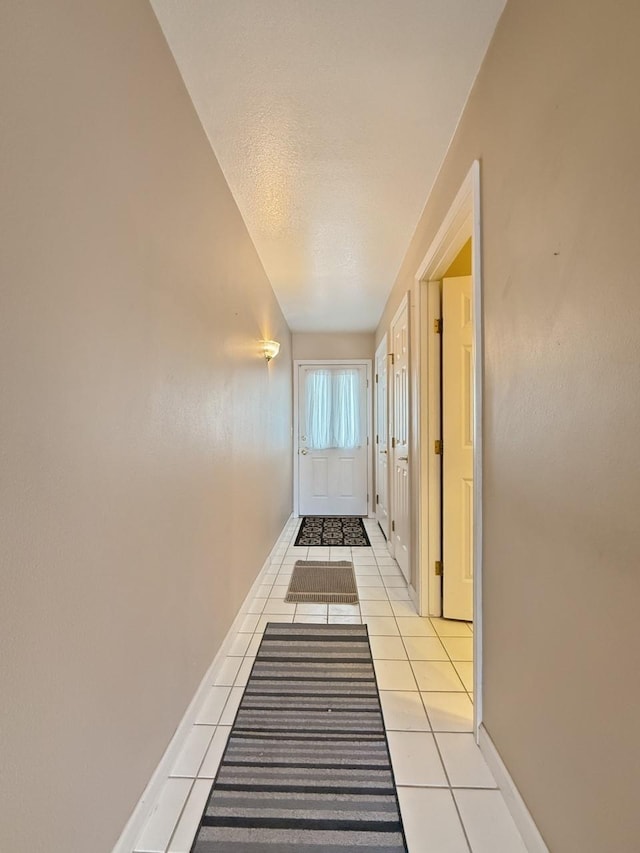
[151, 0, 505, 332]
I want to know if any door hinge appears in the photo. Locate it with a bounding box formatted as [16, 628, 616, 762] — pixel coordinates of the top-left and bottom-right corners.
[367, 436, 369, 445]
[391, 520, 395, 532]
[376, 434, 379, 445]
[434, 318, 442, 333]
[375, 373, 378, 383]
[434, 439, 443, 455]
[435, 560, 443, 576]
[367, 493, 369, 502]
[391, 437, 396, 449]
[376, 493, 379, 504]
[388, 353, 394, 365]
[367, 379, 369, 388]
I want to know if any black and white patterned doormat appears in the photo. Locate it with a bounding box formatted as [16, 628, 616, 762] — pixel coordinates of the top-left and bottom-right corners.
[294, 516, 371, 547]
[190, 622, 408, 852]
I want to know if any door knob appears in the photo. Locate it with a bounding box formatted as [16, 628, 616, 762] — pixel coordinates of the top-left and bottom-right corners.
[300, 449, 309, 455]
[398, 455, 409, 462]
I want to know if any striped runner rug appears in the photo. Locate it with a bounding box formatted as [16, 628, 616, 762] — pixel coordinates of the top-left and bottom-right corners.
[191, 622, 408, 852]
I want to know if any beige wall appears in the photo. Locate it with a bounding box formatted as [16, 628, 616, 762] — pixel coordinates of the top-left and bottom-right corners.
[0, 3, 292, 852]
[292, 332, 375, 361]
[376, 1, 640, 850]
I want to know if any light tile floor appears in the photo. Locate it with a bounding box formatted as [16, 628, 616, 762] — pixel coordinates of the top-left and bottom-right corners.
[132, 517, 527, 853]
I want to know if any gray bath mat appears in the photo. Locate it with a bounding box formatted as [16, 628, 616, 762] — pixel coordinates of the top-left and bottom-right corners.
[285, 560, 359, 604]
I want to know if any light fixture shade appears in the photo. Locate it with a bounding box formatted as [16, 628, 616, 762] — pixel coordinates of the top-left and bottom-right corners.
[262, 340, 280, 361]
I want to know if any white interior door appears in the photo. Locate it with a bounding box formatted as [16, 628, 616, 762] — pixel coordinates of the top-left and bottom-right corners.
[391, 300, 410, 581]
[442, 275, 474, 621]
[375, 338, 389, 538]
[298, 363, 368, 516]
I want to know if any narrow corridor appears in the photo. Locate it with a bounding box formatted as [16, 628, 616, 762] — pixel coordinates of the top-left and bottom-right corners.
[132, 519, 526, 853]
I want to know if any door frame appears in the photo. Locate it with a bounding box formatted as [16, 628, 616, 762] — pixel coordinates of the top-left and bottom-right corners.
[414, 160, 484, 734]
[293, 359, 373, 518]
[388, 294, 412, 579]
[374, 335, 389, 539]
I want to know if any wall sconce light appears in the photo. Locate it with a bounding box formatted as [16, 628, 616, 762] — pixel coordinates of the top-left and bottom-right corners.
[262, 340, 280, 362]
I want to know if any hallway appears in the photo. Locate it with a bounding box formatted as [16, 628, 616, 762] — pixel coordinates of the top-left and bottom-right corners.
[133, 518, 525, 853]
[3, 3, 639, 851]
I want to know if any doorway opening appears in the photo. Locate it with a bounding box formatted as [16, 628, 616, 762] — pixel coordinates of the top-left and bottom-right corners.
[441, 242, 473, 621]
[415, 161, 483, 733]
[293, 360, 373, 518]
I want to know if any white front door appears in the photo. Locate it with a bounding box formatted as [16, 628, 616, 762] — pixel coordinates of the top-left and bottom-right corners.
[390, 299, 410, 581]
[442, 275, 474, 621]
[298, 363, 369, 516]
[375, 337, 390, 538]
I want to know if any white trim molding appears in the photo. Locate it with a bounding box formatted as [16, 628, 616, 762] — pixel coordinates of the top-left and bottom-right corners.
[478, 724, 550, 853]
[111, 518, 293, 853]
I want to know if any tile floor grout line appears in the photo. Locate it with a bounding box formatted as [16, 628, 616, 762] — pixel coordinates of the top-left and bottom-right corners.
[368, 541, 475, 852]
[155, 776, 196, 853]
[388, 579, 475, 853]
[445, 774, 475, 853]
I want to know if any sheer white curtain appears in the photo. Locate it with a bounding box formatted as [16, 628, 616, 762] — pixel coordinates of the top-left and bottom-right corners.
[331, 369, 360, 448]
[305, 370, 332, 450]
[306, 368, 361, 449]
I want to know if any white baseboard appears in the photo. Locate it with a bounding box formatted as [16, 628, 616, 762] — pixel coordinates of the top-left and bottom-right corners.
[112, 517, 293, 853]
[408, 582, 419, 611]
[478, 724, 549, 853]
